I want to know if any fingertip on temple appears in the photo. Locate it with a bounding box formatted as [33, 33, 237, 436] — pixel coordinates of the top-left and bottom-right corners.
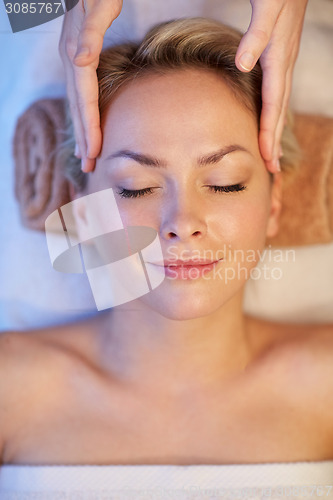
[235, 59, 251, 73]
[237, 52, 256, 72]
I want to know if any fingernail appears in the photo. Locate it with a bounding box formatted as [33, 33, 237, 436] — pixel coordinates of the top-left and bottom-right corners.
[279, 146, 284, 159]
[74, 143, 80, 158]
[239, 52, 255, 71]
[74, 47, 90, 60]
[86, 145, 93, 159]
[81, 159, 87, 172]
[274, 158, 281, 172]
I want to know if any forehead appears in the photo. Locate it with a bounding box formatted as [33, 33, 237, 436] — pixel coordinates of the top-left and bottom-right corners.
[101, 68, 258, 150]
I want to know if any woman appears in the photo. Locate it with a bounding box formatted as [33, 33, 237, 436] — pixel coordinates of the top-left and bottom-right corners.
[0, 16, 332, 481]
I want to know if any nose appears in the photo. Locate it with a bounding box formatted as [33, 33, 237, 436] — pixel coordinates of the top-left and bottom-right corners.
[160, 195, 207, 242]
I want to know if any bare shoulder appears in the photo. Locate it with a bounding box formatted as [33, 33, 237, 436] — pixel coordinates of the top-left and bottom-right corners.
[0, 329, 47, 367]
[0, 329, 67, 380]
[257, 321, 333, 387]
[287, 325, 333, 438]
[247, 315, 333, 375]
[0, 333, 15, 463]
[0, 330, 62, 410]
[0, 323, 97, 394]
[255, 321, 333, 447]
[0, 328, 85, 463]
[0, 330, 43, 401]
[276, 324, 333, 383]
[0, 331, 40, 463]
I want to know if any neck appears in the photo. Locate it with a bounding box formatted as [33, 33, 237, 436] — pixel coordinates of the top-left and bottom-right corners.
[94, 291, 252, 398]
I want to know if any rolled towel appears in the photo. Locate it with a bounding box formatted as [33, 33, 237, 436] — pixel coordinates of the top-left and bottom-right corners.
[267, 113, 333, 247]
[13, 98, 71, 231]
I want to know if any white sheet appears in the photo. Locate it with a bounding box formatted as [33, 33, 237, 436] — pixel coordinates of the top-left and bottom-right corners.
[1, 462, 333, 499]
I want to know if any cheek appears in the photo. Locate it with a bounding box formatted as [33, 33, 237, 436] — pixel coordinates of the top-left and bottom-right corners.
[211, 192, 272, 252]
[115, 200, 159, 229]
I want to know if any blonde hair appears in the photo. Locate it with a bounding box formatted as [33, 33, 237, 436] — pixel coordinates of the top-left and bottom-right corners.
[65, 17, 299, 190]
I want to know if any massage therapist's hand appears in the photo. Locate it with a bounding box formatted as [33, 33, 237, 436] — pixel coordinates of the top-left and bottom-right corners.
[59, 0, 123, 172]
[235, 0, 308, 172]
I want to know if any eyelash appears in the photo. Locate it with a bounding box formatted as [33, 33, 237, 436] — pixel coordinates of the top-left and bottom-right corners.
[117, 187, 155, 198]
[117, 184, 246, 199]
[209, 184, 246, 194]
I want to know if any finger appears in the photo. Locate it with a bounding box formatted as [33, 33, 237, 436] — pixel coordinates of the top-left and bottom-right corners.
[72, 1, 122, 167]
[74, 144, 81, 159]
[270, 31, 305, 165]
[73, 62, 102, 164]
[271, 64, 294, 168]
[63, 51, 87, 161]
[235, 0, 284, 72]
[81, 157, 97, 173]
[261, 39, 299, 171]
[74, 0, 122, 64]
[258, 55, 286, 170]
[59, 8, 87, 158]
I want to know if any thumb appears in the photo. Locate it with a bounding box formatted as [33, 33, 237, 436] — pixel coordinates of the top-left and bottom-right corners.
[74, 0, 122, 64]
[235, 0, 283, 72]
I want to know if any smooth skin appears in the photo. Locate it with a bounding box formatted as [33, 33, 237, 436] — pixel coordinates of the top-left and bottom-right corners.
[1, 69, 333, 465]
[59, 0, 308, 173]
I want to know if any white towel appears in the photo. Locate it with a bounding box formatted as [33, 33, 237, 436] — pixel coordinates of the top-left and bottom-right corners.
[0, 462, 333, 500]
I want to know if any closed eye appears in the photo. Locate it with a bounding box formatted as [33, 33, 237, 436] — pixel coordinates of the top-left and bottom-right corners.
[117, 187, 155, 198]
[208, 184, 246, 193]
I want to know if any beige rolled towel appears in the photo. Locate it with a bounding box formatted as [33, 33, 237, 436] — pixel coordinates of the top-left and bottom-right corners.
[268, 113, 333, 247]
[13, 98, 71, 231]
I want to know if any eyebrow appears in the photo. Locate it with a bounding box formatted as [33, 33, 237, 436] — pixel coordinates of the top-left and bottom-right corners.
[105, 145, 250, 168]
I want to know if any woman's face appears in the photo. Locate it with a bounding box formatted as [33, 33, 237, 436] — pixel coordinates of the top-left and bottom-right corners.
[80, 68, 280, 319]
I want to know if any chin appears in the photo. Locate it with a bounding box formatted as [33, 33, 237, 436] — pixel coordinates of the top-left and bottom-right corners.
[138, 280, 239, 321]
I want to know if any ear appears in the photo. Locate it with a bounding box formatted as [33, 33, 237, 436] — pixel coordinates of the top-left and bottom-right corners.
[266, 172, 282, 239]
